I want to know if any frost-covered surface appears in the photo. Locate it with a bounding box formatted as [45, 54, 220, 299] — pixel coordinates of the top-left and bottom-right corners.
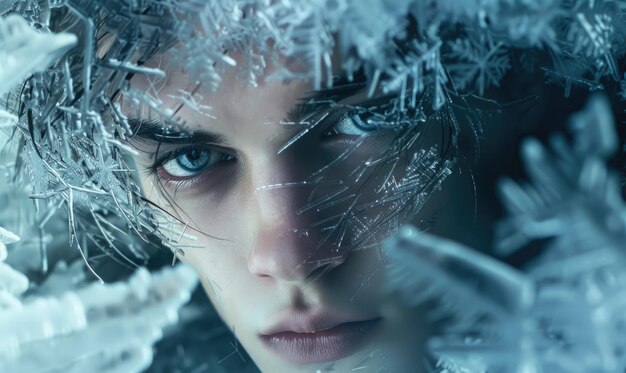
[0, 0, 624, 372]
[0, 198, 198, 372]
[0, 249, 198, 373]
[385, 96, 626, 372]
[0, 0, 624, 275]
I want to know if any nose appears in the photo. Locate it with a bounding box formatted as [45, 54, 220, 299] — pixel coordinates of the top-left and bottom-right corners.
[247, 182, 348, 283]
[248, 223, 346, 282]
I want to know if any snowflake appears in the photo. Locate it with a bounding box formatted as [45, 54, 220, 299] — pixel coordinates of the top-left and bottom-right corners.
[446, 35, 511, 95]
[567, 12, 619, 79]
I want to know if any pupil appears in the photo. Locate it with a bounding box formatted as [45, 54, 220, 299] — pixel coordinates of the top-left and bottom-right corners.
[188, 149, 201, 161]
[178, 149, 209, 171]
[353, 113, 375, 130]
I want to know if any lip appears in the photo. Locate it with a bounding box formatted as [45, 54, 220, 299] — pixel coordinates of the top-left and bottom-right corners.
[260, 311, 382, 364]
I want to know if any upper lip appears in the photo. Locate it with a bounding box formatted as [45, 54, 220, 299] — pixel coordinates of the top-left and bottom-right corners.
[260, 308, 375, 336]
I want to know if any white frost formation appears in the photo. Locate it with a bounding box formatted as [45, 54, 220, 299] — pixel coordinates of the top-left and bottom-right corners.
[386, 96, 626, 373]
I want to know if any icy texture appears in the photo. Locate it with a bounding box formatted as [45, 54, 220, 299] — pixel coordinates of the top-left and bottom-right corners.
[0, 162, 198, 373]
[385, 96, 626, 372]
[0, 15, 75, 129]
[0, 1, 624, 372]
[0, 15, 76, 95]
[0, 0, 622, 275]
[0, 247, 198, 373]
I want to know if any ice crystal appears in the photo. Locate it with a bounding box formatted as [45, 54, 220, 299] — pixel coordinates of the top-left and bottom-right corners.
[381, 38, 448, 110]
[385, 95, 626, 373]
[0, 15, 76, 95]
[0, 0, 624, 372]
[0, 261, 198, 372]
[0, 1, 623, 274]
[447, 35, 511, 95]
[0, 226, 20, 245]
[0, 109, 17, 128]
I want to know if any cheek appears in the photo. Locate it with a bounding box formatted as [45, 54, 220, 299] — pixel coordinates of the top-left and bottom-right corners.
[309, 135, 412, 244]
[138, 174, 257, 319]
[181, 239, 252, 323]
[138, 164, 251, 241]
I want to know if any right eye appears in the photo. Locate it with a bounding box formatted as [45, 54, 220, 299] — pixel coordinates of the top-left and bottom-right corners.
[159, 146, 234, 178]
[322, 111, 378, 138]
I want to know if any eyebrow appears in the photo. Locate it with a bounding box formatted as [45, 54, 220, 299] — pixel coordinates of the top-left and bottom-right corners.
[127, 117, 226, 145]
[126, 72, 369, 144]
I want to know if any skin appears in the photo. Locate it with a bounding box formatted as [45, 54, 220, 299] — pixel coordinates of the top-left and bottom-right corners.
[123, 53, 466, 372]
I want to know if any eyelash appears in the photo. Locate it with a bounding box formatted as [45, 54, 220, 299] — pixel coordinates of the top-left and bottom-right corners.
[321, 110, 378, 138]
[148, 145, 234, 187]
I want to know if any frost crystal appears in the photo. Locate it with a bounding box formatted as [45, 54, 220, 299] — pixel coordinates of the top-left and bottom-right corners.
[447, 35, 511, 95]
[0, 15, 76, 95]
[385, 95, 626, 372]
[0, 0, 624, 372]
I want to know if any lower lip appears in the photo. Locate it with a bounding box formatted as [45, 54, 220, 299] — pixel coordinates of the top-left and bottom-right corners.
[261, 318, 382, 364]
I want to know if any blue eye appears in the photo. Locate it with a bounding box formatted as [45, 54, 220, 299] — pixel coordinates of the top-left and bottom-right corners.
[323, 111, 377, 137]
[161, 147, 232, 178]
[177, 148, 210, 172]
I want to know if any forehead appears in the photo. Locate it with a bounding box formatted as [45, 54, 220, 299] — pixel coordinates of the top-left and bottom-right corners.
[126, 52, 314, 138]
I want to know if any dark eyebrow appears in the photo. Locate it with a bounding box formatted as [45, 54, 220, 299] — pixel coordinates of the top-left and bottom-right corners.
[126, 73, 368, 144]
[126, 117, 226, 145]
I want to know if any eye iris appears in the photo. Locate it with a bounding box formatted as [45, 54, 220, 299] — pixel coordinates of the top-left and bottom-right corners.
[176, 149, 210, 172]
[332, 112, 376, 136]
[352, 113, 376, 131]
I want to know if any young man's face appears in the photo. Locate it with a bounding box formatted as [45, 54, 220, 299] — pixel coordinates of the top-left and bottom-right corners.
[125, 53, 455, 371]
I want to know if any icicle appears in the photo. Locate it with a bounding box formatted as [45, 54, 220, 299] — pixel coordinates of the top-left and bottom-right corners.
[0, 15, 77, 95]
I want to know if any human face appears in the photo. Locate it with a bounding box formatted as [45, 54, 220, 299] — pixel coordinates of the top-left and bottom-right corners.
[125, 54, 448, 372]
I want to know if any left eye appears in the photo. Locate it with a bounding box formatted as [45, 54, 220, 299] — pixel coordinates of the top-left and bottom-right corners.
[161, 147, 233, 178]
[322, 112, 377, 137]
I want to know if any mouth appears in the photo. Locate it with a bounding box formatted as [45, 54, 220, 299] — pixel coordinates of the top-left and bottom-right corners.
[260, 317, 382, 364]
